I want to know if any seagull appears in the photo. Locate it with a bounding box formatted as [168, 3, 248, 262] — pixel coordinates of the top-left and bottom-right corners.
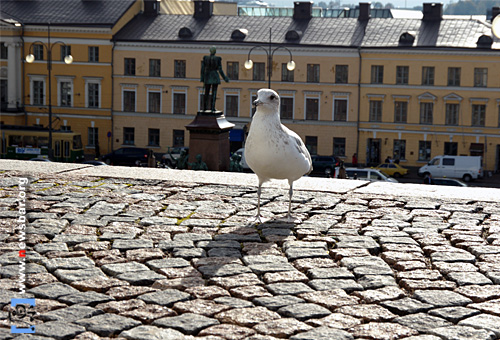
[244, 89, 313, 223]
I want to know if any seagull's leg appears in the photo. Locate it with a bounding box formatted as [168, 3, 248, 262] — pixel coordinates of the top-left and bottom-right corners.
[256, 183, 262, 223]
[287, 182, 293, 223]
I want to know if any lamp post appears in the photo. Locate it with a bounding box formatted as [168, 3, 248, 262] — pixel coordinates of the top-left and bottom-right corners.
[25, 23, 73, 160]
[244, 28, 295, 89]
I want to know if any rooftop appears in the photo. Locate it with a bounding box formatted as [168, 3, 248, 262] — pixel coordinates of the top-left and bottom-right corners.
[1, 160, 500, 339]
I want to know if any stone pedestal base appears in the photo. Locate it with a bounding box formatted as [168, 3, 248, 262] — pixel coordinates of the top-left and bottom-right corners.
[185, 111, 235, 171]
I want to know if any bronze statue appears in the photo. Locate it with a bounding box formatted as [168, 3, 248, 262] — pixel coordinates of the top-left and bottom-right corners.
[170, 149, 189, 169]
[189, 154, 208, 171]
[229, 153, 243, 172]
[201, 46, 229, 112]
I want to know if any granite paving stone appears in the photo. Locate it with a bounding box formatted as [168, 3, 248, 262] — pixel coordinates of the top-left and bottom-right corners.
[138, 289, 191, 307]
[458, 314, 500, 337]
[290, 326, 354, 340]
[380, 297, 433, 315]
[198, 324, 256, 339]
[119, 325, 185, 340]
[253, 295, 305, 310]
[428, 306, 481, 322]
[412, 289, 473, 307]
[34, 321, 86, 340]
[351, 322, 419, 340]
[75, 313, 141, 337]
[253, 318, 313, 338]
[394, 313, 453, 332]
[278, 303, 331, 321]
[428, 325, 496, 340]
[152, 313, 219, 334]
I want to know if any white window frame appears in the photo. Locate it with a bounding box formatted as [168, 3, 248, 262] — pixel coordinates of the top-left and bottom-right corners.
[146, 85, 163, 113]
[224, 88, 240, 117]
[84, 77, 102, 108]
[331, 92, 350, 121]
[121, 83, 138, 112]
[29, 75, 46, 106]
[56, 76, 74, 107]
[171, 86, 187, 114]
[304, 91, 321, 121]
[278, 90, 295, 120]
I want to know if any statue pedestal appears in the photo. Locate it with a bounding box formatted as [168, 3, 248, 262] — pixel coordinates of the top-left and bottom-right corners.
[185, 110, 235, 171]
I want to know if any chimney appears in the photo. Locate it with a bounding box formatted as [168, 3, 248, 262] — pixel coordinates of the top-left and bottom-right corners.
[423, 3, 443, 21]
[492, 7, 500, 21]
[293, 1, 313, 20]
[358, 2, 371, 21]
[194, 0, 213, 19]
[144, 0, 159, 15]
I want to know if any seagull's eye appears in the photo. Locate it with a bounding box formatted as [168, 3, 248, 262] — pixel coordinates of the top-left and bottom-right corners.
[270, 95, 276, 100]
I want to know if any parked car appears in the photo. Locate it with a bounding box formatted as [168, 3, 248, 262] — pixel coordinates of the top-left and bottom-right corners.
[337, 167, 398, 183]
[418, 155, 482, 182]
[162, 147, 189, 167]
[83, 160, 108, 166]
[235, 148, 250, 170]
[101, 147, 150, 166]
[311, 155, 339, 177]
[428, 177, 468, 187]
[375, 163, 408, 178]
[29, 157, 51, 162]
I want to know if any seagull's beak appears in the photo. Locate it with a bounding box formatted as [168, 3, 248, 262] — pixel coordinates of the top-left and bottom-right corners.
[253, 99, 262, 107]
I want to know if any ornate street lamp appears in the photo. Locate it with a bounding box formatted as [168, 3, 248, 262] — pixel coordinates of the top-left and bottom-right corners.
[493, 14, 500, 39]
[244, 28, 295, 89]
[25, 23, 73, 160]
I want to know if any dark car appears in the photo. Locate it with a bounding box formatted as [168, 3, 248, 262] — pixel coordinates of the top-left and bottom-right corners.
[101, 147, 150, 166]
[311, 155, 339, 177]
[83, 160, 108, 166]
[429, 178, 468, 187]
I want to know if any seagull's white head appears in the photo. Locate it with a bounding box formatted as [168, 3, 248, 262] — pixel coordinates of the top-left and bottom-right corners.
[254, 89, 280, 114]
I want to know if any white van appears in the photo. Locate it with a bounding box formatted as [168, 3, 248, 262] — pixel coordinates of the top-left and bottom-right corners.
[336, 168, 398, 183]
[418, 155, 482, 182]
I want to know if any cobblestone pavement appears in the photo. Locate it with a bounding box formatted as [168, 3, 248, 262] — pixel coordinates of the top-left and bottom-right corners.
[1, 166, 500, 340]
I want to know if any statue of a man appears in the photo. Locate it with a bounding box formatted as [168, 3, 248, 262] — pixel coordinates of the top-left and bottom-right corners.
[201, 46, 229, 112]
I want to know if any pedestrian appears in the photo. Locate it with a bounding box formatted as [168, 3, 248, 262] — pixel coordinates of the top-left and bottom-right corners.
[352, 153, 358, 167]
[423, 173, 434, 184]
[338, 161, 347, 179]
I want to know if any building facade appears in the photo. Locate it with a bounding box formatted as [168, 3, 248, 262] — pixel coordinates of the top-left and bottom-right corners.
[2, 1, 500, 171]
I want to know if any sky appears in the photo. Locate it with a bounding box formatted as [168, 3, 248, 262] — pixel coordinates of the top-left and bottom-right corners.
[268, 0, 455, 9]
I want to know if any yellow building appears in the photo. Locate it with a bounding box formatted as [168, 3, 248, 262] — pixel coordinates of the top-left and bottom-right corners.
[0, 0, 142, 157]
[2, 0, 500, 172]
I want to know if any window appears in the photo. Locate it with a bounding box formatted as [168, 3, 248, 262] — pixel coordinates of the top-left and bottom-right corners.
[305, 136, 317, 155]
[396, 66, 409, 85]
[444, 142, 458, 155]
[59, 81, 72, 107]
[371, 65, 384, 84]
[394, 101, 407, 123]
[333, 99, 347, 121]
[173, 92, 186, 114]
[498, 105, 500, 127]
[447, 67, 461, 86]
[418, 141, 432, 161]
[173, 130, 185, 147]
[445, 103, 459, 125]
[174, 60, 186, 78]
[148, 128, 160, 147]
[305, 97, 319, 120]
[0, 79, 7, 108]
[0, 43, 7, 59]
[251, 94, 257, 116]
[393, 140, 406, 160]
[88, 46, 99, 62]
[471, 104, 486, 127]
[225, 94, 239, 117]
[123, 127, 135, 145]
[33, 80, 44, 105]
[149, 59, 161, 77]
[420, 102, 433, 124]
[422, 67, 434, 86]
[333, 137, 346, 156]
[369, 100, 382, 122]
[123, 90, 136, 112]
[227, 62, 239, 80]
[253, 62, 265, 81]
[474, 68, 487, 87]
[335, 65, 348, 84]
[281, 63, 294, 82]
[148, 91, 161, 113]
[60, 45, 71, 61]
[88, 127, 98, 147]
[307, 64, 320, 83]
[87, 82, 100, 108]
[124, 58, 136, 76]
[34, 44, 44, 60]
[280, 97, 293, 119]
[442, 158, 455, 166]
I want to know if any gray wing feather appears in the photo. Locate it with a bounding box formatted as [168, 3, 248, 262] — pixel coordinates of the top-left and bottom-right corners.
[292, 135, 313, 175]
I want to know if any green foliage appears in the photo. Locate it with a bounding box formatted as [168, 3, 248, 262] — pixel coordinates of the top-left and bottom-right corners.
[444, 0, 500, 15]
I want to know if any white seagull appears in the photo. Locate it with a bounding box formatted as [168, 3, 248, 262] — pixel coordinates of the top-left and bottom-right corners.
[245, 89, 313, 222]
